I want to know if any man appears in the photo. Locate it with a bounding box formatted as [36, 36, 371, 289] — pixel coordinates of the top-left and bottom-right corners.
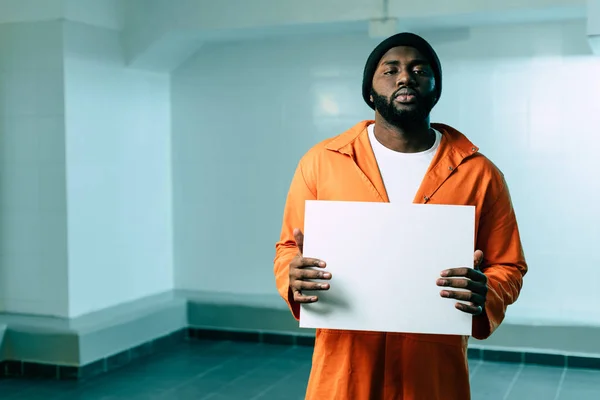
[273, 32, 527, 400]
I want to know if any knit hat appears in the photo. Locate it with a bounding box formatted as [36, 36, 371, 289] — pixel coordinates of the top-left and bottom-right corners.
[362, 32, 442, 110]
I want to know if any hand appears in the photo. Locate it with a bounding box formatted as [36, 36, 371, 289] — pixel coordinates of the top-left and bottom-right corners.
[289, 228, 331, 303]
[437, 250, 488, 316]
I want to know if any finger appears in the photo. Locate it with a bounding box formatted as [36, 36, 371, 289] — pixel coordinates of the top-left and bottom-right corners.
[295, 280, 331, 292]
[474, 250, 484, 270]
[437, 276, 469, 289]
[293, 228, 304, 254]
[440, 267, 469, 277]
[455, 302, 483, 316]
[440, 289, 485, 306]
[440, 267, 487, 283]
[292, 288, 318, 303]
[437, 278, 487, 295]
[297, 257, 327, 269]
[294, 267, 332, 281]
[291, 278, 331, 303]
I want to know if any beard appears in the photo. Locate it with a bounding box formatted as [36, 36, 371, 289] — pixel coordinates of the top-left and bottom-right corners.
[371, 88, 436, 129]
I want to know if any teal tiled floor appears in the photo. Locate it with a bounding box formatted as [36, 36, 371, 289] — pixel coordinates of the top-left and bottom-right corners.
[1, 340, 599, 399]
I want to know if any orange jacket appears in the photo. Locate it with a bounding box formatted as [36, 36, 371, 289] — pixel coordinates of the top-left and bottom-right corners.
[274, 120, 527, 400]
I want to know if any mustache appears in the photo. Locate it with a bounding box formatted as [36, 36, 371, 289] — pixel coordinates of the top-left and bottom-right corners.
[393, 87, 419, 98]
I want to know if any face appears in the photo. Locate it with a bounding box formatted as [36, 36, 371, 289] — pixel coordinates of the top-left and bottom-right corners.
[370, 46, 437, 127]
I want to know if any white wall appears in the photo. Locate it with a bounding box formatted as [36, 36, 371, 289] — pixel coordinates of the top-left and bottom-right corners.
[0, 0, 63, 25]
[63, 0, 122, 30]
[172, 20, 600, 325]
[64, 22, 173, 317]
[122, 0, 587, 67]
[171, 31, 377, 296]
[0, 21, 69, 317]
[430, 21, 600, 325]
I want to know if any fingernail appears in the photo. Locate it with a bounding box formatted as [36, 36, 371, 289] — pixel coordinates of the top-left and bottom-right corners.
[311, 297, 317, 302]
[440, 291, 449, 297]
[323, 273, 331, 279]
[437, 279, 446, 286]
[319, 261, 326, 267]
[320, 284, 329, 289]
[440, 271, 448, 277]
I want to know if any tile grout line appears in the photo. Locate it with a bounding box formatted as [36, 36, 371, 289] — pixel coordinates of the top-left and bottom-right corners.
[552, 366, 568, 400]
[502, 362, 524, 400]
[469, 359, 483, 380]
[157, 341, 256, 398]
[200, 345, 301, 400]
[53, 340, 230, 400]
[249, 352, 311, 400]
[251, 366, 309, 400]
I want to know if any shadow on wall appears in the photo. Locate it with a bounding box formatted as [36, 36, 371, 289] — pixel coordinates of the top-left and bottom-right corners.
[0, 325, 6, 359]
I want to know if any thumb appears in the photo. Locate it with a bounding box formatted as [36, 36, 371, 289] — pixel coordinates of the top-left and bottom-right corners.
[293, 228, 304, 254]
[473, 250, 484, 270]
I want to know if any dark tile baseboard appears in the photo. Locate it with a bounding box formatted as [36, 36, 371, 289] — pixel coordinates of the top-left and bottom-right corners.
[2, 327, 600, 381]
[189, 329, 600, 371]
[0, 329, 187, 381]
[468, 346, 600, 369]
[188, 328, 315, 347]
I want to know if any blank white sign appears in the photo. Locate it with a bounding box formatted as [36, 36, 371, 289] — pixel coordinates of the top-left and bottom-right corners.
[300, 200, 475, 336]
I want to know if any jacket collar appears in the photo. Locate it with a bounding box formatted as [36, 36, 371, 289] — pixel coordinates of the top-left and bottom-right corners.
[325, 120, 479, 160]
[324, 120, 480, 203]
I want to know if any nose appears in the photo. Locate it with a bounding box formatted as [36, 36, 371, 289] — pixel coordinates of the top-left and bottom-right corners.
[396, 68, 415, 87]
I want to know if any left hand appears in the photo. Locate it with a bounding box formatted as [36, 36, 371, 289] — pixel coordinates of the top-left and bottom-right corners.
[437, 250, 488, 316]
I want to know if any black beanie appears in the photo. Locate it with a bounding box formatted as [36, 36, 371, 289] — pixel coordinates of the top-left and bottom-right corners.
[362, 32, 442, 110]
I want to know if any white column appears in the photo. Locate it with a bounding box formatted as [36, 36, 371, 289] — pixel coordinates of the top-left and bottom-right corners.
[0, 20, 69, 317]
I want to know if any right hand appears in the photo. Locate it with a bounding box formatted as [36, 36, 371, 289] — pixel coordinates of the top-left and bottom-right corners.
[289, 228, 331, 303]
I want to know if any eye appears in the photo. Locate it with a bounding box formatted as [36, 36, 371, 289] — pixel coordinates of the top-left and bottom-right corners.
[383, 69, 397, 76]
[414, 68, 432, 76]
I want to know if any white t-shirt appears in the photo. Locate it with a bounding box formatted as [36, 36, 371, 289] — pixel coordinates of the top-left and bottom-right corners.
[368, 123, 441, 203]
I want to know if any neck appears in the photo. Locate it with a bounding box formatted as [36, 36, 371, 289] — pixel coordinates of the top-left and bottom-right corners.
[373, 113, 435, 153]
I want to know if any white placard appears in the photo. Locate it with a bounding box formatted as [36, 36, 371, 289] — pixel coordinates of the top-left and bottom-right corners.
[300, 200, 475, 336]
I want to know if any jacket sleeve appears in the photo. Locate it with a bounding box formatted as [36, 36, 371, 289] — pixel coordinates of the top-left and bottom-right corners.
[273, 160, 317, 321]
[473, 175, 528, 339]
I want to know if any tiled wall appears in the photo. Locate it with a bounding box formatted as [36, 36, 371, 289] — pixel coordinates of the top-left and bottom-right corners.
[0, 21, 69, 317]
[430, 21, 600, 325]
[0, 0, 63, 25]
[1, 16, 597, 326]
[0, 20, 174, 319]
[63, 22, 173, 318]
[171, 20, 600, 326]
[171, 30, 374, 298]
